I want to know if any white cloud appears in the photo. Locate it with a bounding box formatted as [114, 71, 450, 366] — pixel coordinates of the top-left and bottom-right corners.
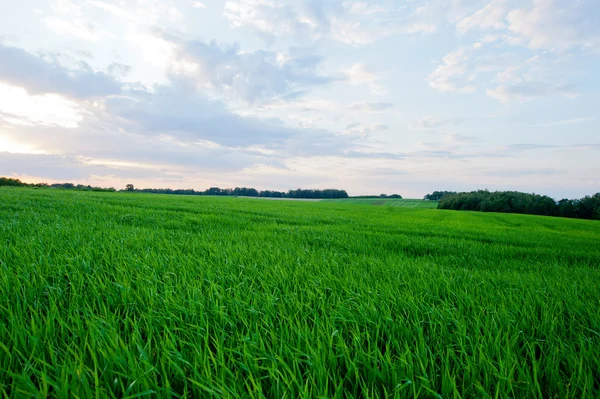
[485, 54, 580, 102]
[88, 1, 135, 20]
[54, 0, 83, 16]
[329, 17, 378, 45]
[342, 63, 377, 85]
[341, 63, 387, 95]
[223, 0, 437, 45]
[507, 0, 600, 50]
[450, 0, 600, 52]
[409, 117, 464, 132]
[189, 1, 208, 8]
[0, 41, 364, 183]
[223, 0, 318, 39]
[127, 32, 176, 70]
[350, 102, 394, 112]
[427, 47, 476, 93]
[329, 13, 436, 45]
[343, 122, 388, 137]
[45, 17, 100, 41]
[533, 117, 596, 127]
[427, 41, 581, 102]
[168, 6, 184, 21]
[486, 83, 578, 103]
[345, 2, 387, 15]
[163, 34, 337, 104]
[456, 0, 509, 35]
[443, 133, 476, 144]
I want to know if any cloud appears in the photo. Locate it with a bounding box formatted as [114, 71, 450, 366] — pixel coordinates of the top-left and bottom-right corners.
[456, 0, 509, 35]
[532, 117, 596, 127]
[350, 102, 394, 112]
[427, 0, 597, 105]
[341, 63, 387, 95]
[476, 167, 561, 178]
[427, 47, 476, 93]
[81, 78, 360, 161]
[161, 33, 337, 103]
[107, 63, 132, 78]
[223, 0, 437, 45]
[88, 0, 136, 20]
[486, 82, 578, 103]
[105, 84, 298, 148]
[453, 0, 600, 51]
[189, 1, 207, 9]
[343, 123, 388, 137]
[428, 44, 580, 102]
[328, 2, 437, 45]
[0, 44, 123, 99]
[414, 132, 477, 154]
[223, 0, 600, 52]
[223, 0, 319, 41]
[0, 152, 163, 182]
[409, 117, 464, 132]
[0, 153, 111, 181]
[507, 0, 600, 50]
[343, 63, 377, 85]
[443, 133, 476, 144]
[0, 95, 355, 182]
[0, 42, 365, 185]
[45, 16, 101, 41]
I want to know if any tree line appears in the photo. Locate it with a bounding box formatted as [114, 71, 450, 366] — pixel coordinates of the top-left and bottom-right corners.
[0, 178, 349, 199]
[423, 191, 457, 201]
[436, 190, 600, 220]
[0, 177, 116, 192]
[126, 184, 349, 199]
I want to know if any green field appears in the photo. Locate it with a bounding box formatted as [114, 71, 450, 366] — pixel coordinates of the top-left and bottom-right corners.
[322, 198, 438, 208]
[1, 188, 599, 398]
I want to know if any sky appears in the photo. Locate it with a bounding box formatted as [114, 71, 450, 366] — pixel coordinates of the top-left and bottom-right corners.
[0, 0, 599, 198]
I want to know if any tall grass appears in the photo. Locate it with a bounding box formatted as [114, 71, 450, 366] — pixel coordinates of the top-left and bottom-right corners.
[1, 188, 599, 398]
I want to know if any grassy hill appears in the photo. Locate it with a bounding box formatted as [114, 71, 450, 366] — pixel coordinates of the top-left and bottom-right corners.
[1, 188, 599, 398]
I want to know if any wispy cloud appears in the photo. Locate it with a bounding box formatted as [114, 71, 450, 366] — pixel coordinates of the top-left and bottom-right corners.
[531, 117, 596, 127]
[350, 102, 394, 112]
[409, 117, 464, 132]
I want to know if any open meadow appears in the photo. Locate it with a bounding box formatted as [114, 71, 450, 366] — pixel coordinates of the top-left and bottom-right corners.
[322, 199, 438, 208]
[1, 188, 599, 398]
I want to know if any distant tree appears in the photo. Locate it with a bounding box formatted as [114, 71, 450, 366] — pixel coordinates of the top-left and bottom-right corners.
[204, 187, 221, 196]
[438, 190, 600, 220]
[424, 191, 457, 201]
[288, 188, 348, 199]
[51, 183, 75, 189]
[575, 193, 600, 220]
[0, 177, 26, 187]
[1, 177, 353, 201]
[557, 199, 576, 218]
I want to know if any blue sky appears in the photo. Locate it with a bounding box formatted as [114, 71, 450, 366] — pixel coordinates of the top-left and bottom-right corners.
[0, 0, 599, 198]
